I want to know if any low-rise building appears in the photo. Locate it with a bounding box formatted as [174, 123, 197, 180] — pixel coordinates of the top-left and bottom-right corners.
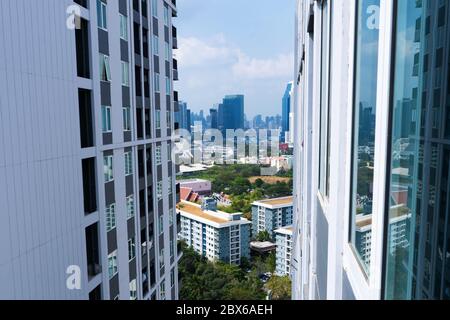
[250, 241, 277, 255]
[179, 179, 212, 196]
[177, 199, 251, 264]
[252, 196, 294, 238]
[274, 226, 293, 277]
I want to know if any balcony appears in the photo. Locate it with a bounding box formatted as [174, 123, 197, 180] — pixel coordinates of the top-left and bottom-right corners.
[173, 58, 179, 81]
[173, 90, 179, 102]
[172, 26, 178, 49]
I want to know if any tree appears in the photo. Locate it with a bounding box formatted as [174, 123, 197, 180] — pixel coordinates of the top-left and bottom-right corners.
[255, 230, 272, 242]
[266, 252, 276, 273]
[254, 178, 264, 188]
[266, 276, 292, 300]
[179, 245, 266, 300]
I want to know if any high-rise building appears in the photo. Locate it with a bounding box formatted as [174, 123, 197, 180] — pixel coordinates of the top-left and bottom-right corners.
[0, 0, 180, 300]
[177, 199, 251, 264]
[292, 0, 450, 300]
[218, 95, 245, 133]
[209, 108, 218, 130]
[282, 82, 294, 144]
[252, 197, 294, 238]
[175, 101, 190, 132]
[253, 114, 265, 130]
[275, 226, 294, 277]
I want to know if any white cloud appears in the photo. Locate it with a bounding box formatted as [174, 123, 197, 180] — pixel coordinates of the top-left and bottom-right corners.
[176, 34, 294, 117]
[232, 52, 294, 80]
[178, 35, 293, 80]
[177, 36, 236, 67]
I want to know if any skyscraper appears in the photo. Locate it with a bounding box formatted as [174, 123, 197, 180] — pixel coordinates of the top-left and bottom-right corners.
[292, 0, 450, 300]
[0, 0, 180, 300]
[209, 108, 218, 129]
[175, 101, 190, 132]
[282, 82, 294, 144]
[218, 95, 245, 133]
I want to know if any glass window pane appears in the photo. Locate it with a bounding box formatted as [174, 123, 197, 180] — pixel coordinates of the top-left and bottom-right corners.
[350, 0, 380, 275]
[384, 0, 450, 300]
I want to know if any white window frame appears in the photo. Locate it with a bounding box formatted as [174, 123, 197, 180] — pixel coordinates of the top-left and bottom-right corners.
[125, 151, 133, 176]
[154, 73, 160, 93]
[126, 195, 135, 219]
[155, 110, 161, 129]
[123, 107, 131, 131]
[101, 105, 112, 133]
[165, 76, 171, 93]
[108, 250, 118, 279]
[99, 54, 111, 82]
[97, 0, 108, 30]
[120, 14, 128, 40]
[159, 215, 164, 235]
[106, 203, 116, 231]
[153, 35, 159, 56]
[104, 155, 114, 182]
[167, 142, 172, 162]
[340, 0, 393, 300]
[152, 0, 158, 17]
[165, 42, 170, 61]
[121, 61, 130, 87]
[164, 6, 169, 26]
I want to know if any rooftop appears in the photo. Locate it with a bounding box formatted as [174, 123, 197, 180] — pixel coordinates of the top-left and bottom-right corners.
[177, 201, 249, 226]
[253, 196, 293, 207]
[250, 241, 277, 253]
[274, 226, 294, 236]
[179, 178, 210, 184]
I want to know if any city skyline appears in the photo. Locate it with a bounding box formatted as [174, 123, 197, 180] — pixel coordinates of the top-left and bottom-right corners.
[175, 0, 296, 118]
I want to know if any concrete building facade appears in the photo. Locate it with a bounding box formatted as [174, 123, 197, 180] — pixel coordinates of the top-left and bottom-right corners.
[292, 0, 450, 300]
[252, 197, 294, 238]
[0, 0, 180, 300]
[275, 226, 294, 277]
[177, 200, 251, 265]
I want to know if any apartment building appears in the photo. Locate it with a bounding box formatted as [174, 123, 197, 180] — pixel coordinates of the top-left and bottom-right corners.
[177, 199, 251, 264]
[252, 196, 294, 238]
[274, 226, 294, 277]
[0, 0, 180, 300]
[292, 0, 450, 300]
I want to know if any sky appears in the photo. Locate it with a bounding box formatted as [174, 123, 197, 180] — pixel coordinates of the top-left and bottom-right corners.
[174, 0, 296, 119]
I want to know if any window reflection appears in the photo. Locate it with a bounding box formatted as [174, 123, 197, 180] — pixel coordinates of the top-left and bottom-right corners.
[350, 0, 380, 274]
[385, 0, 450, 299]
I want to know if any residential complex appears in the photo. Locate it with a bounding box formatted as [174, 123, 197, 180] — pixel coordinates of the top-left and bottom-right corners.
[177, 199, 251, 264]
[0, 0, 180, 300]
[252, 197, 294, 238]
[274, 226, 294, 277]
[292, 0, 450, 300]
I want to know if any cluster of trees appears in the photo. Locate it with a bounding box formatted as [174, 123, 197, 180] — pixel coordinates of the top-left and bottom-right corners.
[179, 244, 266, 300]
[179, 243, 292, 300]
[266, 276, 292, 300]
[182, 165, 293, 220]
